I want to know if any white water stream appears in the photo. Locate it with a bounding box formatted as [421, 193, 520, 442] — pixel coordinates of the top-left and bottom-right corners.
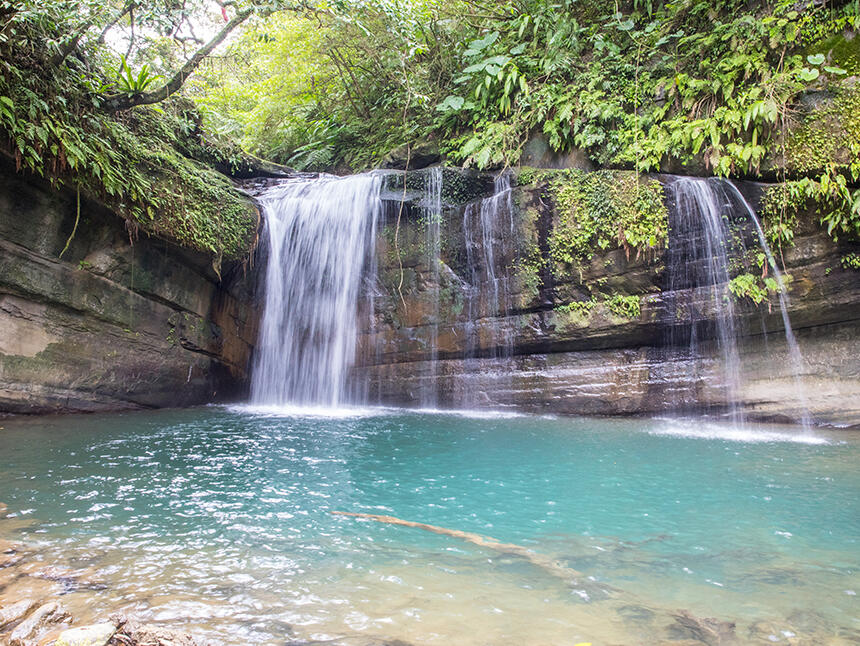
[250, 173, 383, 407]
[666, 177, 810, 428]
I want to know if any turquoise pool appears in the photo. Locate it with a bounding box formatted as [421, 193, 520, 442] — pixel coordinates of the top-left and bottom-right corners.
[0, 407, 857, 644]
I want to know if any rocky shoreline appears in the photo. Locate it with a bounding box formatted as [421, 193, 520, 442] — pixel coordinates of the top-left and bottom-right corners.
[0, 605, 201, 646]
[1, 501, 203, 646]
[3, 497, 859, 646]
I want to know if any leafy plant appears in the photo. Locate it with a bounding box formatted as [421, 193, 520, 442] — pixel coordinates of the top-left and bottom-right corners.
[115, 55, 163, 97]
[606, 294, 641, 319]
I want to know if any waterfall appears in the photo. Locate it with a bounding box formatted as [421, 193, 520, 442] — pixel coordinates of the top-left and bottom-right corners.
[460, 171, 516, 407]
[420, 167, 443, 408]
[666, 178, 746, 423]
[664, 177, 810, 427]
[466, 172, 514, 322]
[250, 173, 383, 408]
[725, 183, 813, 429]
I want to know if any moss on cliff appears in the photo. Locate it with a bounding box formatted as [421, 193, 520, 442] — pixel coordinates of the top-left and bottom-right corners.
[517, 168, 667, 266]
[784, 85, 860, 176]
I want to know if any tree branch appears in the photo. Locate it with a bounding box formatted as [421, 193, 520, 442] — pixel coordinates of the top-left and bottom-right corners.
[96, 1, 136, 45]
[103, 7, 253, 111]
[51, 17, 97, 67]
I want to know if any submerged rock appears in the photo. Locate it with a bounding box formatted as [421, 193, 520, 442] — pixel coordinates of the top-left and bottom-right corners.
[0, 539, 23, 569]
[0, 599, 38, 630]
[7, 600, 70, 645]
[109, 614, 203, 646]
[55, 623, 116, 646]
[25, 565, 108, 593]
[667, 610, 736, 645]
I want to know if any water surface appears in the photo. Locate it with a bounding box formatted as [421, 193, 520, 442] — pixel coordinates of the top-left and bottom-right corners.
[0, 408, 857, 644]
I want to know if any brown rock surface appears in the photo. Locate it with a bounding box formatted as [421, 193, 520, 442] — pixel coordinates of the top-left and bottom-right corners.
[0, 156, 260, 414]
[7, 601, 70, 645]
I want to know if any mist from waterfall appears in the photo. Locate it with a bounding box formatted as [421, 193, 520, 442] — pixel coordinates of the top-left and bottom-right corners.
[250, 174, 383, 408]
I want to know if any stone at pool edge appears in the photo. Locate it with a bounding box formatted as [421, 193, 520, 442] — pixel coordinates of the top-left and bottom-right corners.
[8, 601, 70, 645]
[0, 599, 38, 630]
[54, 622, 116, 646]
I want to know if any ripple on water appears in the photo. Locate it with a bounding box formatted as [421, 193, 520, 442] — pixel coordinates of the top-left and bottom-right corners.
[0, 408, 857, 645]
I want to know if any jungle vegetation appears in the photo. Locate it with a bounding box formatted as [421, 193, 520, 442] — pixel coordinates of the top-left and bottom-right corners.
[0, 0, 858, 255]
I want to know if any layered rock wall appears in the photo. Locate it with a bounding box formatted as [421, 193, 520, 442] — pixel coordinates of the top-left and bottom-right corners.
[0, 159, 260, 414]
[356, 170, 860, 427]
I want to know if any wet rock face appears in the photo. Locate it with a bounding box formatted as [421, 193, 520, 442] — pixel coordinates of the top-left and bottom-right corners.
[0, 157, 261, 414]
[356, 171, 860, 426]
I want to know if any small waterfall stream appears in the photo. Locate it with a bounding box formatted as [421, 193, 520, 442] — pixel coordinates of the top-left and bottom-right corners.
[665, 177, 810, 427]
[666, 178, 746, 423]
[420, 167, 443, 408]
[460, 172, 516, 407]
[250, 173, 383, 407]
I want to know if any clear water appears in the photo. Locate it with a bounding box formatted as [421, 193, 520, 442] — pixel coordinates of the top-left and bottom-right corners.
[0, 409, 857, 645]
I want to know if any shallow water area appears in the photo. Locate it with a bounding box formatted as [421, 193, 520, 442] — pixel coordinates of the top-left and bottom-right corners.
[0, 407, 857, 645]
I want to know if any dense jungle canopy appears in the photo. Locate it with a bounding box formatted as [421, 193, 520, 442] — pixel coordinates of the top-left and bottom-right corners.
[1, 0, 858, 257]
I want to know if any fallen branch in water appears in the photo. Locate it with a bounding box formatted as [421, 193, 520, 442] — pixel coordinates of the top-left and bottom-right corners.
[331, 511, 597, 590]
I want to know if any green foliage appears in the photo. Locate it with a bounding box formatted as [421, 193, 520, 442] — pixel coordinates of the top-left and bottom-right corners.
[115, 56, 163, 97]
[605, 294, 641, 319]
[555, 298, 596, 316]
[729, 272, 790, 305]
[190, 2, 466, 170]
[432, 0, 859, 174]
[519, 169, 667, 264]
[768, 84, 860, 244]
[0, 2, 257, 260]
[555, 293, 640, 320]
[762, 182, 802, 252]
[763, 173, 860, 248]
[841, 252, 860, 270]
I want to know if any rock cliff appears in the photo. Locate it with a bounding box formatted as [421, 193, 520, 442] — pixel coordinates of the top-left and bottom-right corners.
[0, 158, 260, 414]
[355, 168, 860, 427]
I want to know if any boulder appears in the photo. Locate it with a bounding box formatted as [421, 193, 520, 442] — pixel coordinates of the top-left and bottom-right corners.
[381, 141, 441, 170]
[519, 132, 594, 170]
[54, 623, 116, 646]
[109, 614, 201, 646]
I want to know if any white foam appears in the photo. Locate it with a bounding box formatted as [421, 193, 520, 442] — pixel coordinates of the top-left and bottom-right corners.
[228, 403, 546, 421]
[648, 421, 829, 445]
[227, 404, 389, 419]
[407, 407, 530, 419]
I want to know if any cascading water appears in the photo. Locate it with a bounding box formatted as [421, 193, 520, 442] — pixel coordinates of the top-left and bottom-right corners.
[460, 172, 516, 407]
[250, 174, 383, 408]
[465, 172, 514, 324]
[726, 182, 813, 429]
[420, 167, 443, 408]
[665, 178, 746, 423]
[664, 177, 810, 427]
